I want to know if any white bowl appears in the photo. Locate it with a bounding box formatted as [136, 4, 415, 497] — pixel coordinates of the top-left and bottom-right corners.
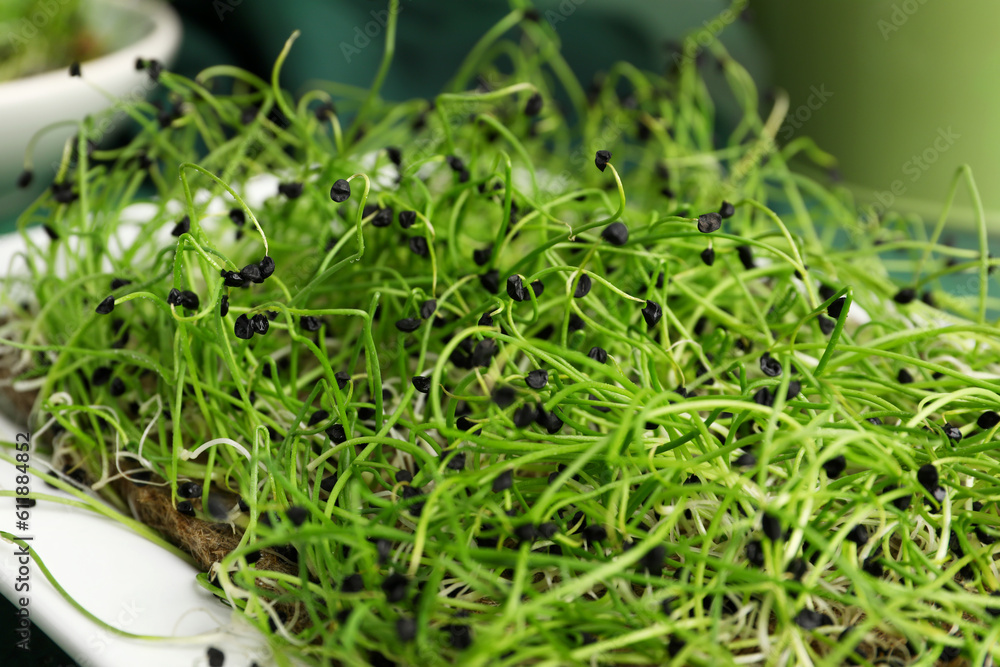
[0, 0, 182, 220]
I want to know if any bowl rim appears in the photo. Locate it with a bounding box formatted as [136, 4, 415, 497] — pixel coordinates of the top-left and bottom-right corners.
[0, 0, 182, 94]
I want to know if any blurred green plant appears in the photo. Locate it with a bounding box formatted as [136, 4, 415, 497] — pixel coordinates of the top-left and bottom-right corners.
[0, 0, 100, 82]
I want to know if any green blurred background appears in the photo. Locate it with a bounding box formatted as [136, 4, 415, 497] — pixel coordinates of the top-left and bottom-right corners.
[5, 0, 1000, 232]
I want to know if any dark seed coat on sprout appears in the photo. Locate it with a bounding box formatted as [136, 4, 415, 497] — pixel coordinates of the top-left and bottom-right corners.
[146, 59, 162, 81]
[308, 410, 329, 427]
[250, 313, 269, 334]
[719, 201, 735, 218]
[574, 273, 592, 298]
[582, 524, 606, 543]
[746, 539, 764, 567]
[69, 62, 81, 77]
[327, 424, 347, 444]
[179, 291, 199, 310]
[411, 375, 430, 394]
[897, 368, 913, 384]
[471, 339, 497, 367]
[446, 623, 472, 649]
[473, 245, 492, 266]
[917, 463, 938, 492]
[816, 314, 835, 335]
[525, 92, 543, 116]
[51, 181, 76, 204]
[372, 207, 393, 227]
[514, 524, 536, 543]
[845, 524, 868, 546]
[396, 318, 421, 333]
[277, 182, 303, 199]
[480, 269, 499, 293]
[700, 247, 715, 266]
[334, 372, 350, 390]
[588, 346, 607, 363]
[286, 506, 307, 527]
[176, 500, 195, 516]
[942, 423, 962, 442]
[167, 288, 182, 306]
[419, 299, 436, 319]
[399, 210, 416, 228]
[95, 295, 115, 315]
[258, 256, 275, 280]
[762, 513, 781, 541]
[893, 287, 916, 304]
[828, 296, 846, 319]
[526, 369, 548, 389]
[889, 487, 911, 511]
[92, 366, 112, 386]
[492, 469, 513, 492]
[737, 245, 755, 269]
[601, 221, 628, 246]
[492, 386, 516, 408]
[16, 170, 33, 189]
[240, 263, 264, 285]
[978, 410, 1000, 429]
[786, 380, 801, 400]
[759, 353, 782, 377]
[171, 215, 190, 236]
[735, 452, 756, 467]
[536, 406, 563, 434]
[178, 481, 202, 498]
[594, 149, 612, 171]
[753, 387, 773, 407]
[396, 616, 416, 642]
[794, 609, 833, 630]
[207, 647, 224, 667]
[506, 275, 528, 301]
[228, 208, 245, 226]
[513, 404, 536, 428]
[330, 179, 351, 202]
[342, 574, 364, 593]
[697, 212, 722, 233]
[822, 455, 846, 479]
[642, 300, 662, 328]
[300, 315, 321, 332]
[222, 271, 244, 288]
[234, 314, 252, 339]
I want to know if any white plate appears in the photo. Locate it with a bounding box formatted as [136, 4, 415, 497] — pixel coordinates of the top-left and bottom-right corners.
[0, 409, 277, 667]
